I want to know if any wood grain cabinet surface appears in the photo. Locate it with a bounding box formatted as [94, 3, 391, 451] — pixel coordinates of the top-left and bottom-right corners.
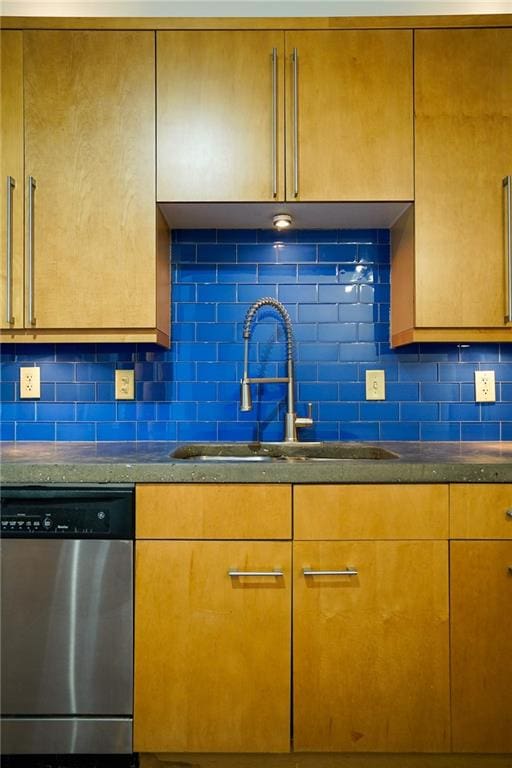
[391, 28, 512, 346]
[156, 30, 413, 203]
[293, 539, 450, 752]
[0, 31, 24, 332]
[284, 30, 413, 202]
[134, 483, 292, 753]
[450, 484, 512, 539]
[157, 31, 285, 202]
[450, 540, 512, 753]
[294, 484, 449, 540]
[134, 482, 455, 756]
[134, 539, 291, 753]
[449, 485, 512, 752]
[135, 483, 292, 539]
[1, 30, 170, 345]
[133, 481, 512, 756]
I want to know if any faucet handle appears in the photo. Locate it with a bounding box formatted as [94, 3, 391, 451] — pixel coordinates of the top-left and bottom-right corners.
[296, 402, 314, 430]
[240, 378, 253, 412]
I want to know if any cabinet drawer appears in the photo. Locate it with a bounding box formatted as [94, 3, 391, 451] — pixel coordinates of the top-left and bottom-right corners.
[136, 484, 291, 539]
[294, 484, 448, 540]
[450, 484, 512, 539]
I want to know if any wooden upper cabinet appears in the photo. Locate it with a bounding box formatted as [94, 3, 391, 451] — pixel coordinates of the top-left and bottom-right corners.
[0, 31, 24, 331]
[1, 31, 170, 345]
[285, 31, 413, 202]
[24, 31, 156, 332]
[157, 31, 285, 202]
[392, 28, 512, 346]
[415, 29, 512, 330]
[156, 30, 413, 203]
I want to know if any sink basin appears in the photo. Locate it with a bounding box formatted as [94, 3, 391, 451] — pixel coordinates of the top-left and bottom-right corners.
[171, 442, 399, 462]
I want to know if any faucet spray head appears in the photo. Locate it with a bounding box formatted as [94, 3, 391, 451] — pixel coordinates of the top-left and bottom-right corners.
[240, 379, 252, 412]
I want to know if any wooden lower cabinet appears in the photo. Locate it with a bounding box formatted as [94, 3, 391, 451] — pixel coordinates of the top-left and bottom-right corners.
[293, 540, 450, 752]
[450, 484, 512, 539]
[134, 540, 291, 753]
[136, 483, 292, 540]
[451, 540, 512, 753]
[134, 482, 512, 757]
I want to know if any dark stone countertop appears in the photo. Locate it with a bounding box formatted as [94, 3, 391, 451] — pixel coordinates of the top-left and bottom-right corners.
[1, 441, 512, 484]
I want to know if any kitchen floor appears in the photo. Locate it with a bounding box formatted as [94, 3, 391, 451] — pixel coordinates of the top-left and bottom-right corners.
[2, 755, 512, 768]
[0, 757, 138, 768]
[140, 754, 512, 768]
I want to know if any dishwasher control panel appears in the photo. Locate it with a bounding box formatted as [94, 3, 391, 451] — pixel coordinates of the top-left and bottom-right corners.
[0, 487, 134, 539]
[1, 506, 111, 536]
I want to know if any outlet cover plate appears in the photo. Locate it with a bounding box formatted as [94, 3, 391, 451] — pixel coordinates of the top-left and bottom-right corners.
[115, 369, 135, 400]
[20, 366, 41, 399]
[475, 370, 496, 402]
[365, 369, 385, 400]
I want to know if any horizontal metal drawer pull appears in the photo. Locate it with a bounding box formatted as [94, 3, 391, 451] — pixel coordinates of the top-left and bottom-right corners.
[228, 569, 284, 577]
[506, 509, 512, 518]
[303, 568, 358, 577]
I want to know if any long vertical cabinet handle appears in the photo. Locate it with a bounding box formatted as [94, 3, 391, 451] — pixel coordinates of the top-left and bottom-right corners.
[292, 47, 299, 198]
[27, 176, 37, 326]
[271, 48, 278, 198]
[5, 176, 15, 325]
[504, 176, 512, 322]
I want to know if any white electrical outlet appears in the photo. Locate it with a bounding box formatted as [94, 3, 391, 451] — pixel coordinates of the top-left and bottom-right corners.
[115, 369, 135, 400]
[20, 366, 41, 399]
[475, 370, 496, 403]
[365, 370, 385, 400]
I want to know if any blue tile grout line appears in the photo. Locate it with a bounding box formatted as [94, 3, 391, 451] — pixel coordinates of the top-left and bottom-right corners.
[1, 227, 511, 442]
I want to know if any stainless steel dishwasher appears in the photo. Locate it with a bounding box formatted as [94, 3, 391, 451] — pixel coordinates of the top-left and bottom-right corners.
[0, 485, 134, 755]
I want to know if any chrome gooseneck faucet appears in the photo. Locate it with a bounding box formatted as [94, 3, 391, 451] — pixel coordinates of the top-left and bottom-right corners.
[240, 297, 313, 442]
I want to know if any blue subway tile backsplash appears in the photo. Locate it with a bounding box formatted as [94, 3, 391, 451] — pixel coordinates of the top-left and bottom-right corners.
[1, 227, 511, 441]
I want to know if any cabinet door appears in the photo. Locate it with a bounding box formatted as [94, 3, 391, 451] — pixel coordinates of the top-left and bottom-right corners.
[0, 31, 24, 330]
[451, 541, 512, 752]
[157, 31, 285, 202]
[415, 29, 512, 329]
[285, 31, 413, 202]
[294, 541, 450, 752]
[23, 31, 156, 330]
[135, 540, 291, 753]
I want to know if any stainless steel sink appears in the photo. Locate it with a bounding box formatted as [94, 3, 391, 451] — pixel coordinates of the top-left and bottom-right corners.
[170, 442, 399, 462]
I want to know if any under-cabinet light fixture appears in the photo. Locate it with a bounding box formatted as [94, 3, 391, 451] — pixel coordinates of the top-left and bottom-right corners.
[272, 213, 293, 230]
